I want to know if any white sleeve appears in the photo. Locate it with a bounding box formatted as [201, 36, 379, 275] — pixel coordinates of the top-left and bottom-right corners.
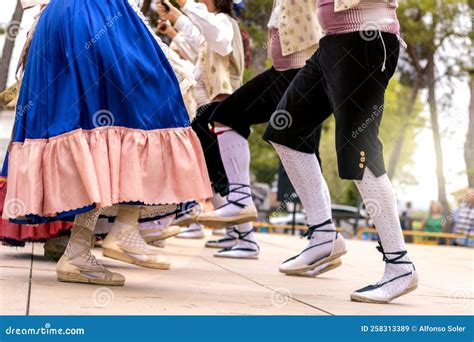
[174, 14, 203, 53]
[171, 32, 199, 63]
[181, 0, 234, 56]
[21, 0, 49, 9]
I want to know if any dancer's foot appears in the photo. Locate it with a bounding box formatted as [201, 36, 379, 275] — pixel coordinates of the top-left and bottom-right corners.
[279, 221, 347, 274]
[214, 229, 259, 259]
[44, 235, 70, 261]
[102, 228, 170, 270]
[57, 209, 125, 286]
[148, 240, 166, 248]
[205, 227, 239, 248]
[57, 252, 125, 286]
[198, 184, 257, 229]
[175, 223, 205, 239]
[289, 258, 342, 278]
[139, 221, 181, 242]
[351, 242, 418, 304]
[171, 201, 202, 227]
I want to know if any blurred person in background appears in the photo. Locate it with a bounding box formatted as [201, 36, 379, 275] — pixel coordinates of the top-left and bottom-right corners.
[197, 0, 324, 261]
[421, 201, 445, 244]
[157, 0, 249, 252]
[400, 201, 413, 243]
[452, 189, 474, 247]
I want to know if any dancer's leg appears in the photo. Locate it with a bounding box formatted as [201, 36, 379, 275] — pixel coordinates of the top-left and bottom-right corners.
[172, 201, 202, 227]
[290, 258, 342, 278]
[57, 209, 125, 286]
[197, 126, 257, 228]
[176, 223, 206, 239]
[103, 205, 171, 269]
[215, 127, 255, 213]
[262, 50, 343, 274]
[139, 216, 180, 242]
[265, 31, 417, 302]
[272, 143, 346, 273]
[191, 103, 229, 196]
[351, 168, 417, 303]
[214, 222, 260, 259]
[173, 200, 205, 239]
[205, 193, 239, 248]
[198, 68, 299, 228]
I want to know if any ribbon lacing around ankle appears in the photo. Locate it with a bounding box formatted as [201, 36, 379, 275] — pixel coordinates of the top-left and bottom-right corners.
[211, 228, 239, 243]
[376, 241, 413, 267]
[221, 228, 259, 253]
[302, 219, 335, 240]
[354, 241, 415, 293]
[84, 251, 101, 267]
[218, 183, 253, 209]
[175, 201, 198, 219]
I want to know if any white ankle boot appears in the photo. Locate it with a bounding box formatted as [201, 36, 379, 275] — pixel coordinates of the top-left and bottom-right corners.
[198, 184, 257, 229]
[171, 201, 202, 227]
[279, 222, 347, 274]
[176, 223, 205, 239]
[57, 210, 125, 286]
[214, 229, 259, 259]
[139, 220, 180, 243]
[205, 227, 239, 248]
[103, 228, 170, 270]
[351, 242, 418, 304]
[57, 252, 125, 286]
[290, 258, 343, 278]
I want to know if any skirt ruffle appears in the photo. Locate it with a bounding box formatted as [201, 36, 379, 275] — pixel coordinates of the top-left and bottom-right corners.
[0, 178, 72, 242]
[5, 126, 212, 221]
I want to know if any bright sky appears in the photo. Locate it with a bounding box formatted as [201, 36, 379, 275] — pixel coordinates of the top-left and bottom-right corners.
[0, 2, 470, 210]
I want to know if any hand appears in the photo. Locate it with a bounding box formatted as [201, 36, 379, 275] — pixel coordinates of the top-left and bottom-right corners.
[157, 19, 177, 38]
[156, 1, 181, 24]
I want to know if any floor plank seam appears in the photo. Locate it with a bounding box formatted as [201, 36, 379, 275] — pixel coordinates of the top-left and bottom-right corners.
[200, 256, 335, 316]
[25, 244, 34, 316]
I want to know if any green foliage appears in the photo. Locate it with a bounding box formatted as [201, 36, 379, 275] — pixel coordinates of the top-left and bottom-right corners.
[249, 123, 279, 184]
[397, 0, 471, 85]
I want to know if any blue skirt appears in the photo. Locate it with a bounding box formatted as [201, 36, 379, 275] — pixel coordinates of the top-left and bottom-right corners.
[14, 0, 189, 141]
[3, 0, 212, 224]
